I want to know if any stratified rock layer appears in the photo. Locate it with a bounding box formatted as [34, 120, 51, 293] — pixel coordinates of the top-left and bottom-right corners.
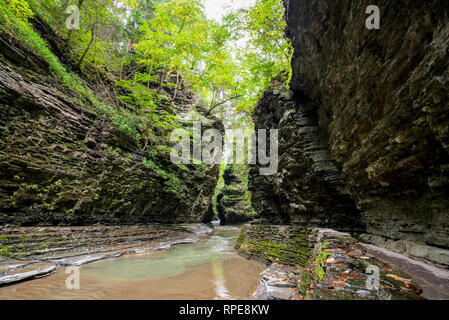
[288, 0, 449, 246]
[216, 164, 257, 225]
[250, 0, 449, 267]
[235, 224, 313, 266]
[0, 32, 221, 225]
[250, 86, 362, 231]
[0, 224, 212, 285]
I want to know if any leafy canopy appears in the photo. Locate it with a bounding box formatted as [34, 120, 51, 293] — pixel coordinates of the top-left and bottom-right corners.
[223, 0, 293, 113]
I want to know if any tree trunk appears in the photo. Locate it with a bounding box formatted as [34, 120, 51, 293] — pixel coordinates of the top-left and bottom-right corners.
[173, 73, 180, 99]
[157, 70, 165, 94]
[75, 22, 97, 70]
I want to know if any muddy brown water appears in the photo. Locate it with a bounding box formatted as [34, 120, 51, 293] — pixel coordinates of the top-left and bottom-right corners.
[0, 227, 264, 300]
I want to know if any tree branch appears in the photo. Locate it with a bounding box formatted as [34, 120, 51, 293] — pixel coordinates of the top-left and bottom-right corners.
[205, 95, 241, 116]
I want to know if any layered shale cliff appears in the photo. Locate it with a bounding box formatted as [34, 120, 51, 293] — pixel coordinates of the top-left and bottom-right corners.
[250, 0, 449, 268]
[250, 85, 363, 231]
[216, 164, 257, 225]
[0, 29, 222, 225]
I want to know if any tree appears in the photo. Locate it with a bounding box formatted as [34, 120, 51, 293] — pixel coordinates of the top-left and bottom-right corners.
[135, 0, 211, 92]
[223, 0, 293, 114]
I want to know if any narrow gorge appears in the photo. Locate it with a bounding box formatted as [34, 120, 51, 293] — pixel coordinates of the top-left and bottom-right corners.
[0, 0, 448, 302]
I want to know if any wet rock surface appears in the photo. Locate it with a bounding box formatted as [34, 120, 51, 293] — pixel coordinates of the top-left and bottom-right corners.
[0, 262, 55, 285]
[0, 224, 212, 286]
[251, 264, 300, 300]
[235, 224, 313, 267]
[362, 243, 449, 300]
[244, 225, 426, 300]
[308, 230, 423, 300]
[358, 233, 449, 269]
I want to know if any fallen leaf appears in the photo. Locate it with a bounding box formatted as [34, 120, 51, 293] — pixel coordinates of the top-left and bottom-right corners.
[387, 274, 412, 283]
[332, 281, 348, 286]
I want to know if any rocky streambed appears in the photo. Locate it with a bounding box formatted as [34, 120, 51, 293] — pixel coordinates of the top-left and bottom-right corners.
[1, 223, 448, 300]
[237, 225, 449, 300]
[0, 225, 264, 300]
[0, 224, 213, 286]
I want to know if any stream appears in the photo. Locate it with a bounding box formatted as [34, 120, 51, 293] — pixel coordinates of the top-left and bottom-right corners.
[0, 227, 264, 300]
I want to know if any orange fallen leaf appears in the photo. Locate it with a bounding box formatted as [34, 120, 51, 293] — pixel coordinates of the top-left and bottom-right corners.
[332, 281, 348, 286]
[386, 274, 412, 283]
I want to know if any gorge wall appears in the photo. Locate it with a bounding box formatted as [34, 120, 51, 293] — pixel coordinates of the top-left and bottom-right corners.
[250, 0, 449, 268]
[0, 28, 222, 225]
[216, 164, 257, 225]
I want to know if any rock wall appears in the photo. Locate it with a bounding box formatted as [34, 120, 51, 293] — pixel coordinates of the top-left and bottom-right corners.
[235, 224, 313, 266]
[216, 164, 257, 225]
[250, 85, 363, 231]
[250, 0, 449, 267]
[0, 33, 221, 226]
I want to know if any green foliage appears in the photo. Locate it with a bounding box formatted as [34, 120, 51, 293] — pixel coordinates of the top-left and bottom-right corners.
[5, 0, 33, 21]
[298, 241, 332, 299]
[143, 157, 180, 193]
[223, 0, 293, 113]
[313, 241, 332, 282]
[0, 243, 13, 258]
[132, 0, 229, 109]
[128, 0, 292, 117]
[0, 0, 109, 113]
[212, 163, 226, 215]
[2, 0, 292, 135]
[1, 0, 292, 212]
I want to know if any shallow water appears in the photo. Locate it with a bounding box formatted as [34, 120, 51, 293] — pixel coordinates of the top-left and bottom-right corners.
[0, 227, 264, 300]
